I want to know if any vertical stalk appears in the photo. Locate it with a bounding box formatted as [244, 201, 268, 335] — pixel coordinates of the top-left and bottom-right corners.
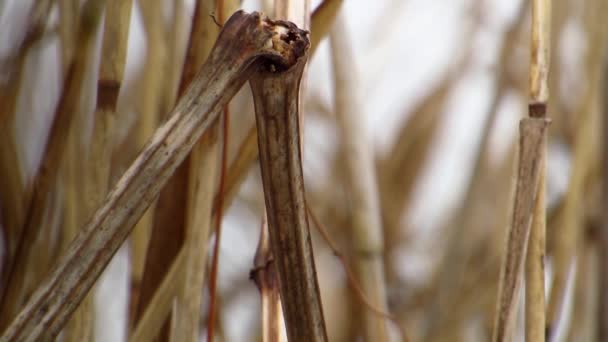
[250, 32, 328, 341]
[329, 11, 389, 342]
[493, 0, 551, 341]
[599, 30, 608, 341]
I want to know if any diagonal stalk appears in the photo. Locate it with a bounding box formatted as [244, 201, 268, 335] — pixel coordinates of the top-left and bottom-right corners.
[250, 36, 327, 341]
[0, 11, 309, 341]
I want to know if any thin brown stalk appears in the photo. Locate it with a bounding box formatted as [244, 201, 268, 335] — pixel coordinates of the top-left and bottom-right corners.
[130, 0, 166, 298]
[206, 4, 240, 340]
[67, 0, 134, 340]
[250, 34, 327, 341]
[0, 0, 105, 330]
[599, 28, 608, 341]
[329, 11, 389, 342]
[524, 1, 551, 341]
[251, 214, 285, 342]
[0, 12, 310, 341]
[492, 117, 549, 342]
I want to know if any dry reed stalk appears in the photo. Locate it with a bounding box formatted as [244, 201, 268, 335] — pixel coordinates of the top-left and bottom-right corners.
[130, 0, 166, 296]
[493, 0, 552, 340]
[0, 0, 105, 331]
[0, 0, 53, 290]
[250, 33, 327, 341]
[600, 32, 608, 341]
[61, 1, 108, 339]
[251, 214, 285, 342]
[330, 12, 389, 342]
[546, 0, 607, 334]
[0, 11, 310, 341]
[523, 1, 551, 341]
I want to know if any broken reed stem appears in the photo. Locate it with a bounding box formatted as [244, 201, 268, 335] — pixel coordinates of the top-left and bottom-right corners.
[0, 0, 105, 330]
[251, 213, 285, 342]
[492, 118, 549, 342]
[0, 12, 310, 341]
[330, 11, 389, 342]
[524, 0, 550, 341]
[250, 40, 328, 342]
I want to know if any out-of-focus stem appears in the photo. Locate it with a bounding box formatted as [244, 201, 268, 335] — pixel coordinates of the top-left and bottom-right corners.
[329, 11, 389, 342]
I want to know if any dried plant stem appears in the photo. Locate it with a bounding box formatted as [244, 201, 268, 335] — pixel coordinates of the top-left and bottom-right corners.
[251, 214, 285, 342]
[131, 250, 187, 342]
[599, 34, 608, 341]
[524, 1, 551, 341]
[330, 12, 389, 342]
[492, 117, 549, 342]
[206, 4, 240, 340]
[250, 39, 327, 341]
[130, 0, 166, 292]
[0, 12, 310, 341]
[0, 0, 105, 330]
[0, 0, 53, 289]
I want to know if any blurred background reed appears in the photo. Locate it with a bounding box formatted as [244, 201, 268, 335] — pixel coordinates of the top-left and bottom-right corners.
[0, 0, 606, 341]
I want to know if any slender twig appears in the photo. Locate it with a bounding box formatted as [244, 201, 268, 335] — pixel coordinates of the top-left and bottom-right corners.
[0, 12, 310, 341]
[250, 30, 327, 340]
[329, 11, 390, 342]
